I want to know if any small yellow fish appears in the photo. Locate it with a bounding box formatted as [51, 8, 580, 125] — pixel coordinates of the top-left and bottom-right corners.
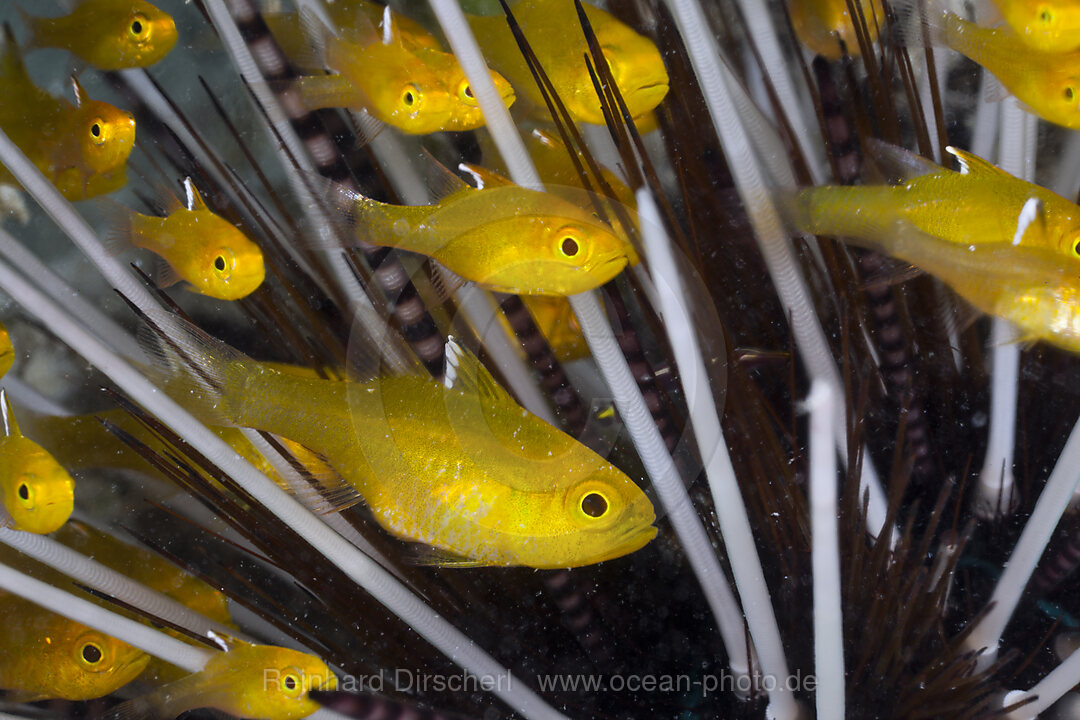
[915, 3, 1080, 128]
[788, 0, 884, 59]
[785, 142, 1080, 259]
[992, 0, 1080, 52]
[105, 178, 265, 301]
[0, 391, 74, 535]
[148, 326, 656, 568]
[0, 322, 13, 378]
[271, 8, 513, 134]
[322, 168, 635, 296]
[0, 30, 135, 200]
[468, 0, 669, 126]
[17, 0, 178, 70]
[0, 590, 149, 701]
[104, 639, 336, 720]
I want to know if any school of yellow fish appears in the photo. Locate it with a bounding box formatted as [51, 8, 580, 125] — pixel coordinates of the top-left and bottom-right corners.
[6, 0, 1080, 715]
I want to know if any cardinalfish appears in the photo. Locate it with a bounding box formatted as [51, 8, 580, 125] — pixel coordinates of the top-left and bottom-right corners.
[788, 0, 884, 59]
[16, 0, 177, 70]
[0, 590, 149, 701]
[991, 0, 1080, 52]
[317, 165, 635, 296]
[782, 141, 1080, 259]
[0, 391, 74, 535]
[143, 322, 656, 568]
[900, 0, 1080, 128]
[467, 0, 669, 126]
[103, 639, 336, 720]
[103, 178, 265, 301]
[0, 28, 135, 201]
[269, 7, 513, 134]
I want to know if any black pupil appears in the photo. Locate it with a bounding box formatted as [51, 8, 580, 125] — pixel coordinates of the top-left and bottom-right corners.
[131, 20, 143, 34]
[581, 493, 608, 518]
[404, 91, 415, 106]
[82, 644, 102, 663]
[284, 675, 297, 690]
[17, 483, 28, 501]
[90, 124, 101, 137]
[561, 237, 579, 257]
[1068, 88, 1075, 100]
[215, 256, 226, 271]
[1043, 10, 1053, 21]
[464, 85, 474, 98]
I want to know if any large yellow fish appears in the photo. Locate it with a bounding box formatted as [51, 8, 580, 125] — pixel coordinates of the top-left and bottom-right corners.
[103, 639, 336, 720]
[104, 178, 265, 301]
[992, 0, 1080, 52]
[0, 29, 135, 201]
[320, 169, 635, 296]
[271, 9, 512, 134]
[0, 590, 149, 701]
[467, 0, 669, 125]
[0, 322, 13, 379]
[784, 142, 1080, 259]
[17, 0, 177, 70]
[0, 391, 74, 535]
[911, 2, 1080, 128]
[788, 0, 884, 59]
[147, 325, 656, 568]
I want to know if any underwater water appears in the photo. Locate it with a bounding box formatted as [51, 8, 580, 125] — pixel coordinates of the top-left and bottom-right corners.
[4, 0, 1080, 718]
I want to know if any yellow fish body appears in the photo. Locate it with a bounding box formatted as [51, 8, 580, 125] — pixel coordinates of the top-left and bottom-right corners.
[924, 7, 1080, 128]
[152, 329, 656, 569]
[786, 143, 1080, 258]
[0, 590, 149, 701]
[326, 173, 635, 296]
[0, 31, 135, 201]
[788, 0, 884, 59]
[0, 391, 74, 535]
[106, 178, 265, 301]
[0, 322, 12, 379]
[467, 0, 669, 126]
[104, 639, 336, 720]
[992, 0, 1080, 52]
[18, 0, 177, 70]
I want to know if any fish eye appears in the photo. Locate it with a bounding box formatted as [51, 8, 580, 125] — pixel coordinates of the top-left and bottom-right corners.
[1072, 235, 1080, 258]
[581, 492, 609, 518]
[280, 671, 303, 698]
[1066, 86, 1075, 102]
[78, 641, 104, 668]
[1040, 6, 1055, 24]
[212, 249, 235, 281]
[129, 12, 149, 38]
[457, 80, 477, 106]
[401, 84, 421, 110]
[89, 119, 107, 145]
[16, 481, 32, 508]
[559, 235, 580, 258]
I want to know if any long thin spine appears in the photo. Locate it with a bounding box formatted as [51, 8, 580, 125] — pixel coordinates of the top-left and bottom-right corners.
[0, 240, 570, 720]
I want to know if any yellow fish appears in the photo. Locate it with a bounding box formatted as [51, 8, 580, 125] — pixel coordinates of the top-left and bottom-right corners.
[17, 0, 177, 70]
[320, 167, 635, 296]
[788, 0, 884, 59]
[467, 0, 669, 126]
[269, 8, 513, 134]
[147, 326, 656, 569]
[0, 30, 135, 201]
[0, 321, 13, 379]
[784, 142, 1080, 259]
[0, 391, 74, 535]
[912, 2, 1080, 128]
[103, 639, 336, 720]
[0, 589, 149, 701]
[992, 0, 1080, 52]
[104, 178, 265, 301]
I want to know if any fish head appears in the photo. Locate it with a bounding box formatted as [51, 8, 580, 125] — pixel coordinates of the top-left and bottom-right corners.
[361, 49, 455, 134]
[440, 59, 516, 131]
[1045, 69, 1080, 125]
[187, 217, 266, 301]
[238, 646, 338, 719]
[74, 97, 136, 176]
[91, 0, 178, 70]
[1002, 0, 1080, 51]
[47, 626, 150, 700]
[3, 440, 74, 534]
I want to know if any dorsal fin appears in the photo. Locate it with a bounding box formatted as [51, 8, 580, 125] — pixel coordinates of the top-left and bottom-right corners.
[458, 163, 515, 190]
[70, 76, 87, 108]
[865, 139, 941, 184]
[946, 146, 1009, 177]
[423, 151, 471, 201]
[1013, 196, 1048, 246]
[1, 390, 22, 438]
[442, 336, 510, 408]
[183, 177, 210, 212]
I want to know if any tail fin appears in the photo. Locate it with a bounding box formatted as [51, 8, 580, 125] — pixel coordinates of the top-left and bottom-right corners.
[888, 0, 949, 48]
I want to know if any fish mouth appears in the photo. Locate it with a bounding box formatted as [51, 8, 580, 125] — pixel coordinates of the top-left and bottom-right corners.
[577, 523, 658, 567]
[592, 254, 631, 282]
